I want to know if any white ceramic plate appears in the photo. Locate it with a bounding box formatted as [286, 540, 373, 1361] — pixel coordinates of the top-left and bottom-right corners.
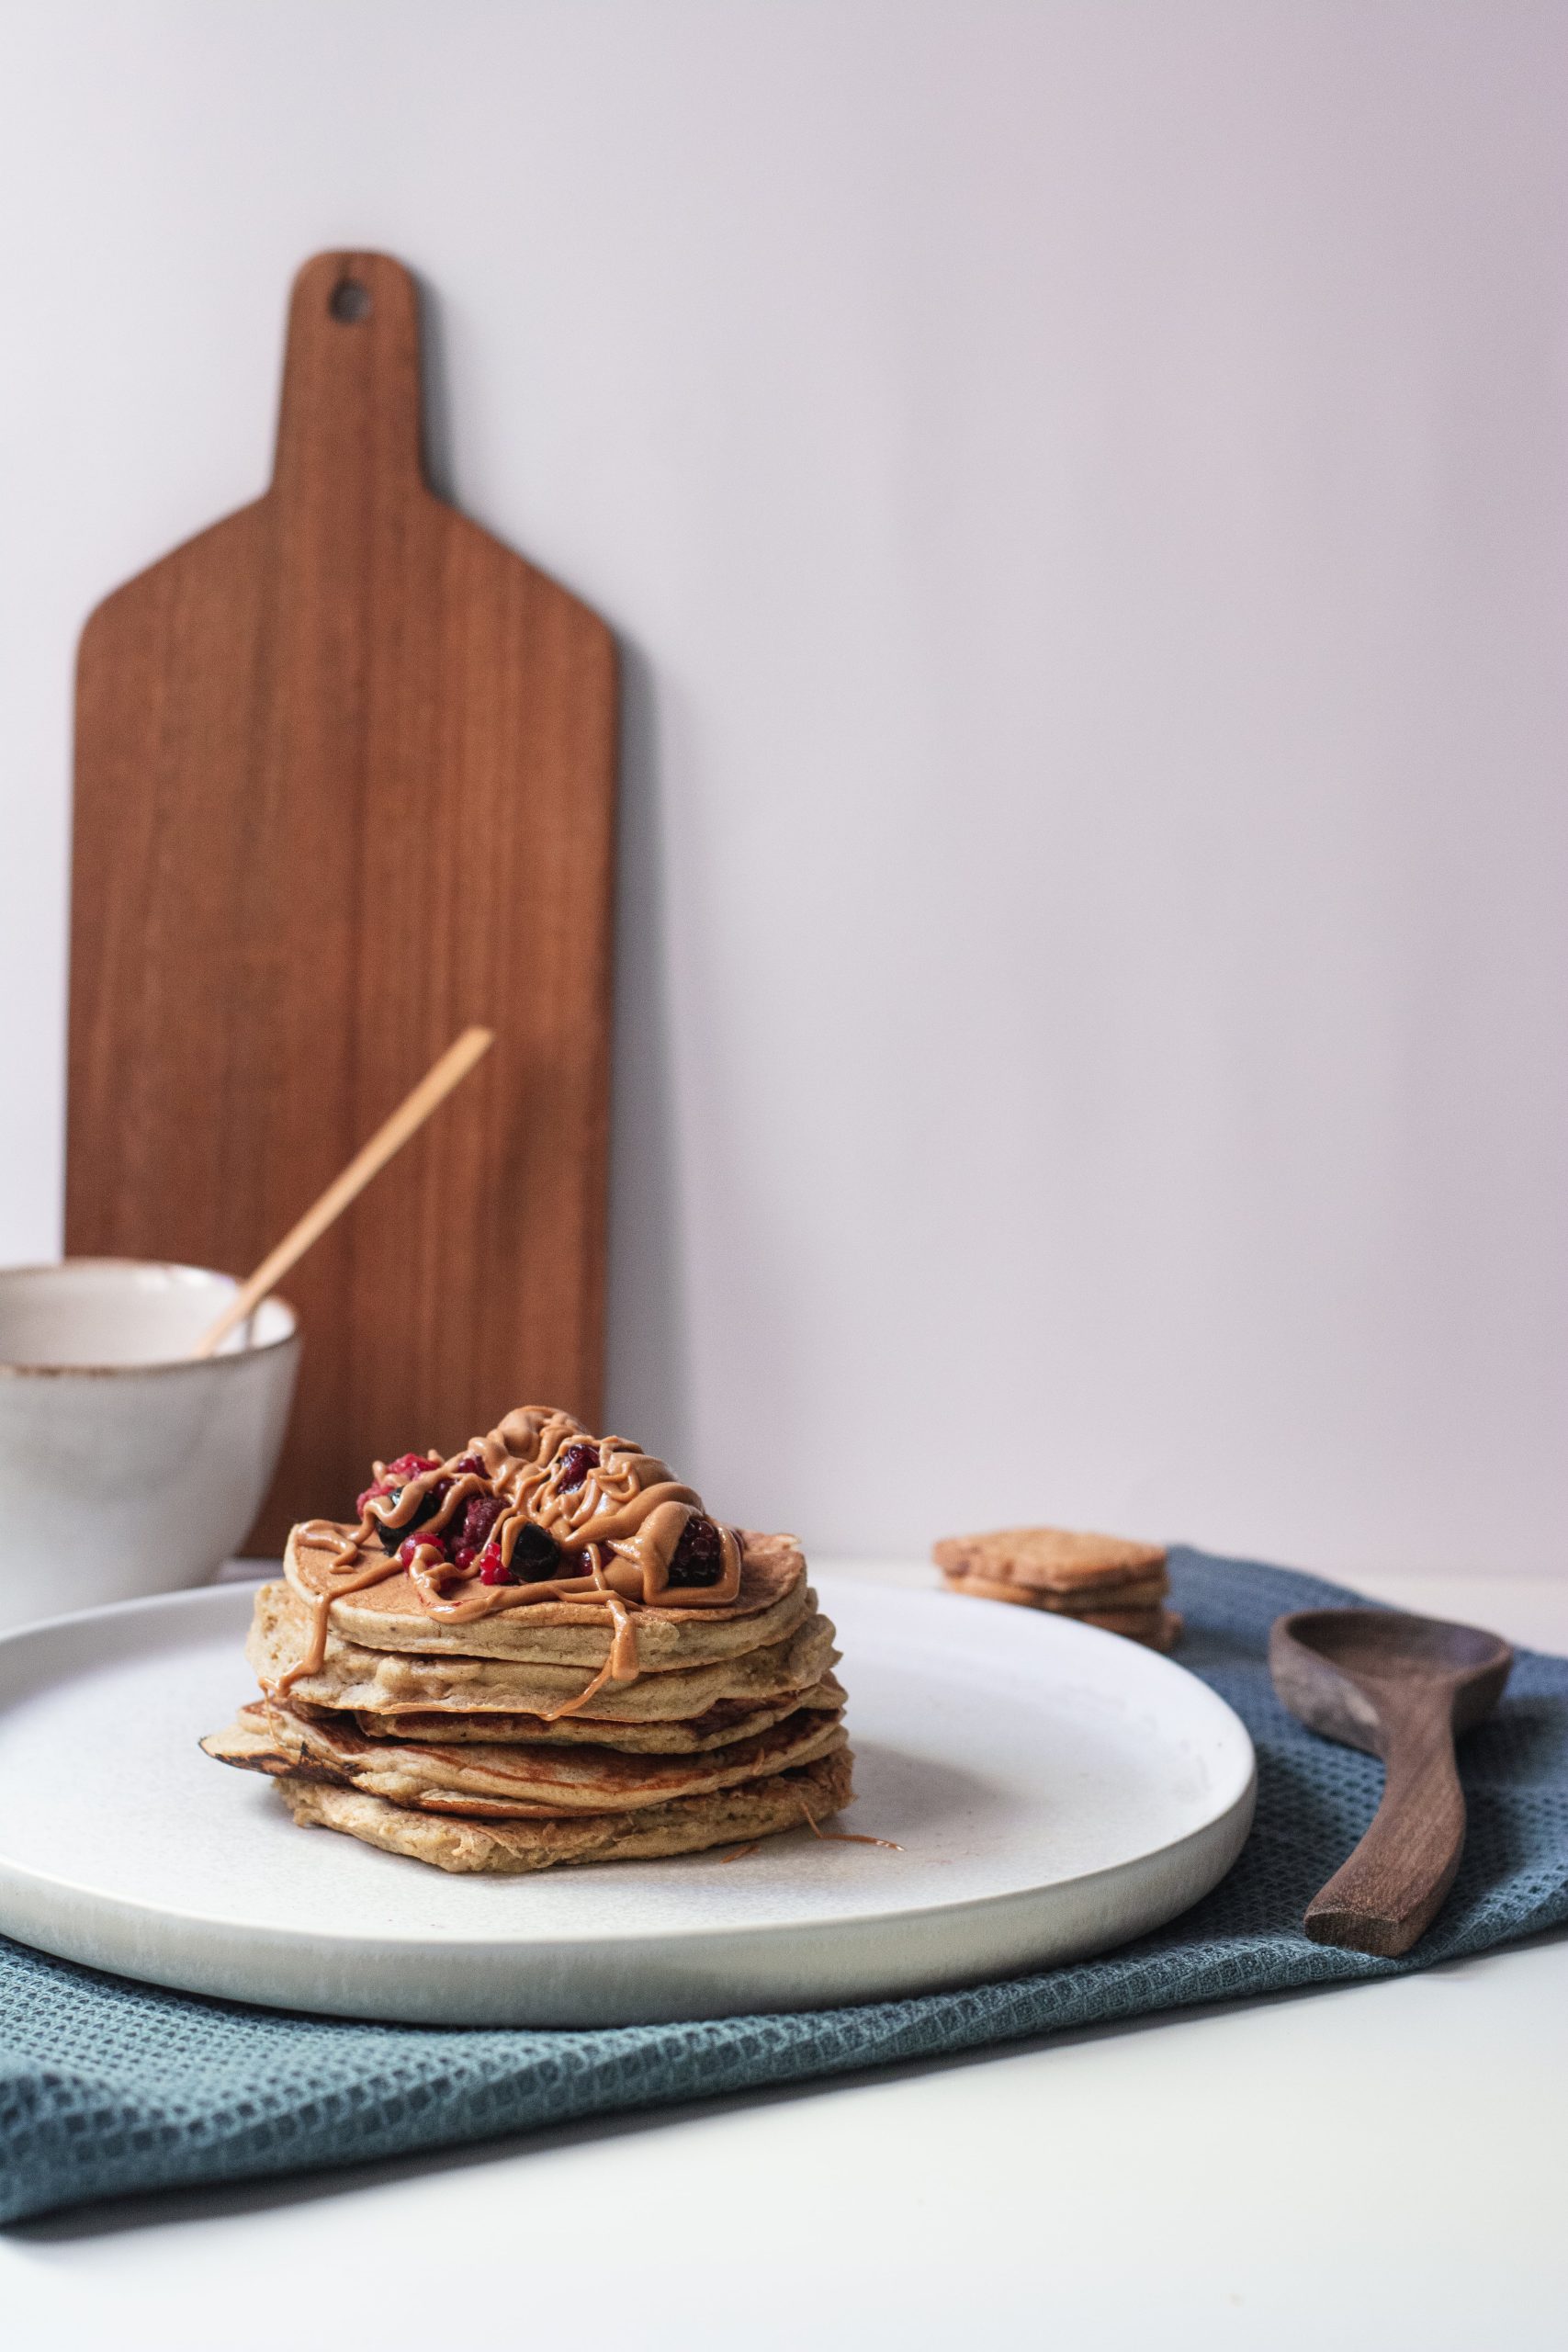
[0, 1575, 1254, 2026]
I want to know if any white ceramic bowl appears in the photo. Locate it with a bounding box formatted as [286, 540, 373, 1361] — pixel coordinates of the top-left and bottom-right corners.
[0, 1261, 299, 1631]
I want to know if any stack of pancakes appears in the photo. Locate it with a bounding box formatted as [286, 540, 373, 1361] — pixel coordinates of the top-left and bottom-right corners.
[933, 1526, 1180, 1651]
[203, 1524, 852, 1874]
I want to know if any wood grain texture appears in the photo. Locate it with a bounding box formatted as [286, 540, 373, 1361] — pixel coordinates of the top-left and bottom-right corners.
[1269, 1608, 1512, 1957]
[68, 253, 617, 1549]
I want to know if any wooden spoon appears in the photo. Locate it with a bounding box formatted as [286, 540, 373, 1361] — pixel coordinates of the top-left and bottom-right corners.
[1269, 1608, 1512, 1957]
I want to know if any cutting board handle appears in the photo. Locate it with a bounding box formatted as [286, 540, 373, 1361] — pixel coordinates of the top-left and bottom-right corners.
[273, 250, 424, 500]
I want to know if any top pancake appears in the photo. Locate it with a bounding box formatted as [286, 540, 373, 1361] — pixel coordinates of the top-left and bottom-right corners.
[287, 1523, 807, 1666]
[932, 1525, 1168, 1600]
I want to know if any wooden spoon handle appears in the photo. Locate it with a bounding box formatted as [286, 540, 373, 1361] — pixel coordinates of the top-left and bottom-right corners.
[1303, 1704, 1467, 1957]
[192, 1026, 494, 1358]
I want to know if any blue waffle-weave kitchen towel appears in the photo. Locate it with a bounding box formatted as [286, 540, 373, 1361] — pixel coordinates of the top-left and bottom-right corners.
[3, 1547, 1567, 2224]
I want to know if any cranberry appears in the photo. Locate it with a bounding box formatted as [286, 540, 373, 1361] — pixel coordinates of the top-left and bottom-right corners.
[477, 1544, 509, 1586]
[557, 1442, 598, 1492]
[452, 1544, 479, 1570]
[667, 1512, 724, 1587]
[398, 1530, 446, 1569]
[454, 1453, 484, 1476]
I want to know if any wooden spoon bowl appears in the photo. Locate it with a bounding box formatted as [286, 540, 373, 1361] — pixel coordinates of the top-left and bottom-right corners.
[1269, 1607, 1512, 1958]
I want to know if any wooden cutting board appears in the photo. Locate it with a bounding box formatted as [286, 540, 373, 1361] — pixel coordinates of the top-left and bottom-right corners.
[67, 251, 618, 1550]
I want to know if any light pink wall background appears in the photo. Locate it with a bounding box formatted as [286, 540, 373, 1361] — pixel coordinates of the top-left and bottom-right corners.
[2, 2, 1564, 1577]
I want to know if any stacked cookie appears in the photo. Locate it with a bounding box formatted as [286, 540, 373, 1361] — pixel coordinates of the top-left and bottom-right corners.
[933, 1526, 1180, 1651]
[202, 1412, 852, 1873]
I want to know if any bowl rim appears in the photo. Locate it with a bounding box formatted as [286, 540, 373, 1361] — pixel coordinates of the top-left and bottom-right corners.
[0, 1258, 299, 1378]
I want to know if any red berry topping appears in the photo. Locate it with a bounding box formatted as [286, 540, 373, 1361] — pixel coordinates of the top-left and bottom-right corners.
[477, 1544, 510, 1585]
[667, 1512, 724, 1587]
[454, 1453, 485, 1476]
[457, 1493, 505, 1554]
[398, 1531, 446, 1569]
[452, 1544, 479, 1570]
[358, 1452, 446, 1527]
[557, 1442, 598, 1492]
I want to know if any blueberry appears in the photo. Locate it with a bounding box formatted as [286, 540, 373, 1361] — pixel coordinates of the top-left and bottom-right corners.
[374, 1481, 446, 1552]
[477, 1520, 561, 1584]
[511, 1521, 562, 1577]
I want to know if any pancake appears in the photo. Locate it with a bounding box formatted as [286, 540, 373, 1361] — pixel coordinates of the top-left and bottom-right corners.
[202, 1699, 849, 1816]
[277, 1745, 856, 1873]
[286, 1523, 807, 1667]
[247, 1580, 840, 1719]
[361, 1671, 846, 1751]
[933, 1525, 1168, 1600]
[205, 1404, 863, 1874]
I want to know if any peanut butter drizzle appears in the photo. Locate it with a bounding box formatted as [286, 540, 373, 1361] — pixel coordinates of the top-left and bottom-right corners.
[268, 1408, 746, 1711]
[797, 1802, 901, 1851]
[262, 1545, 435, 1702]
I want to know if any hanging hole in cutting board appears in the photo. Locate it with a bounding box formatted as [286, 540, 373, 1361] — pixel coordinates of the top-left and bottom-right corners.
[330, 279, 372, 323]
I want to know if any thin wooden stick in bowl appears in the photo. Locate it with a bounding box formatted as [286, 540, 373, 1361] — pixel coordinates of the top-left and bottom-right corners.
[193, 1026, 495, 1360]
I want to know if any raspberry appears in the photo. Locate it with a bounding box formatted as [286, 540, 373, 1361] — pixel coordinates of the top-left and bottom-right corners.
[456, 1493, 504, 1554]
[667, 1512, 724, 1587]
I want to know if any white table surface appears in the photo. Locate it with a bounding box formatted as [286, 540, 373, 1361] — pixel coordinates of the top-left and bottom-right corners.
[5, 1557, 1567, 2351]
